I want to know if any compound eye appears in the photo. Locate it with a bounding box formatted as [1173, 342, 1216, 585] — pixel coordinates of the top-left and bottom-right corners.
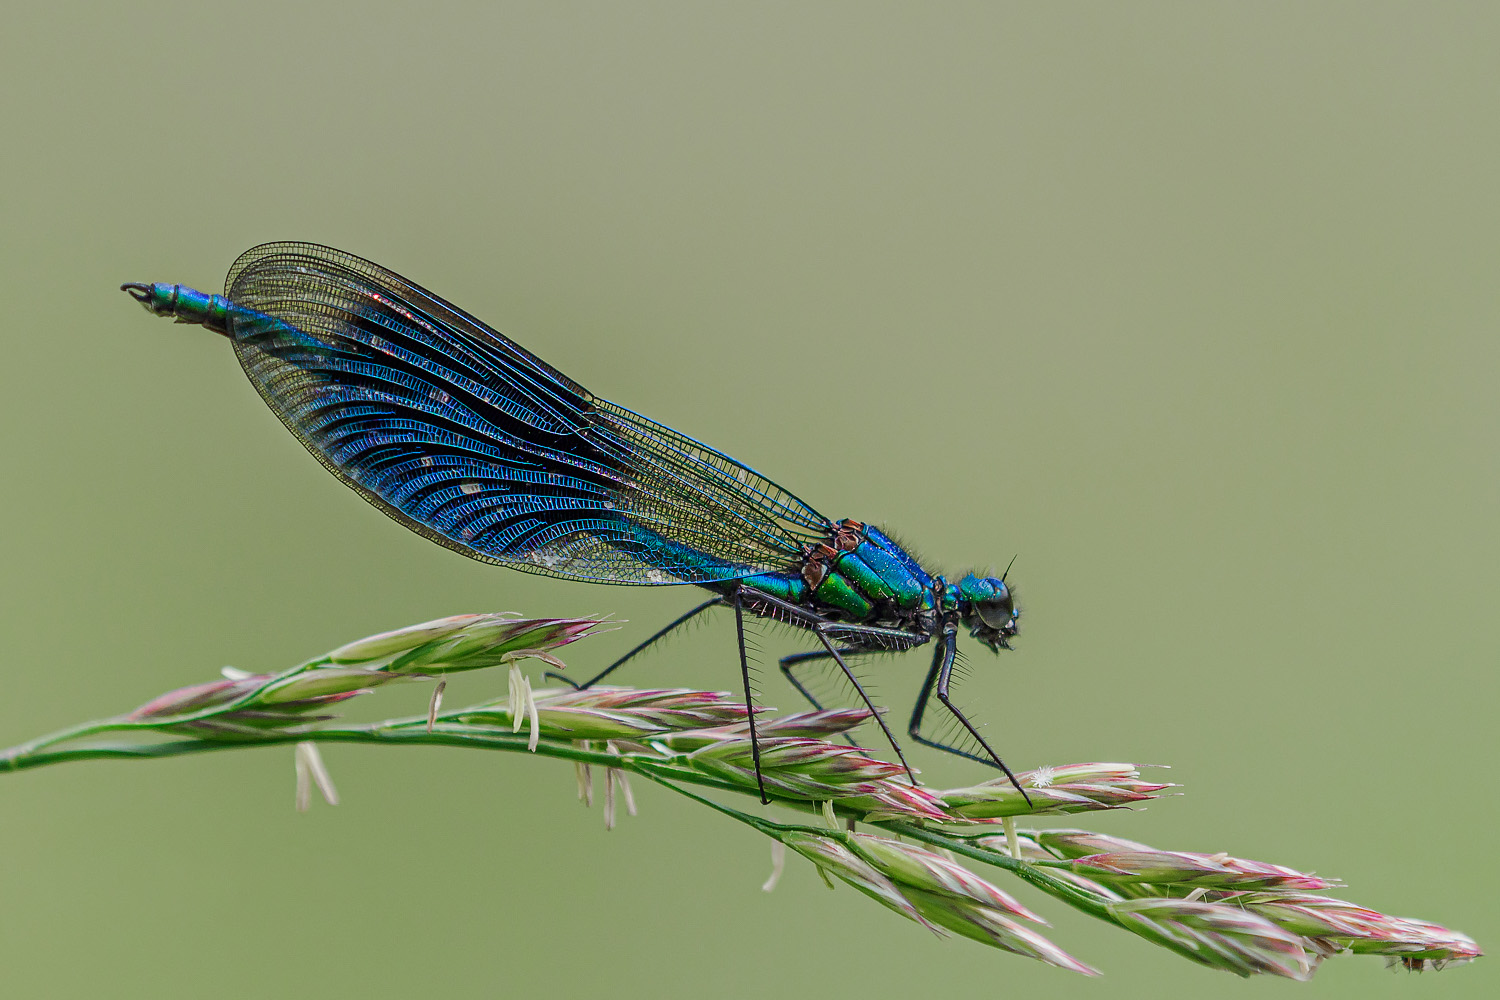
[975, 596, 1015, 631]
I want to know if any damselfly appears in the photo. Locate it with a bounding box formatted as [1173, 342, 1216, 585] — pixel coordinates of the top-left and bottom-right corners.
[123, 243, 1026, 802]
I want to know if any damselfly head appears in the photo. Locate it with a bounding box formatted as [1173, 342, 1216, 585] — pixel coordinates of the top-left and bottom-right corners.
[955, 572, 1019, 652]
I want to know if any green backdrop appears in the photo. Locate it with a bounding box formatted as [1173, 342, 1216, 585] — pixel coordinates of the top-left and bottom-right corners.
[1, 3, 1493, 996]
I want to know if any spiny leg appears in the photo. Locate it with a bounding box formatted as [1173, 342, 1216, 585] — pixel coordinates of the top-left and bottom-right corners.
[908, 638, 987, 765]
[732, 585, 769, 804]
[909, 628, 979, 762]
[737, 588, 925, 785]
[779, 648, 874, 749]
[778, 648, 861, 712]
[741, 588, 927, 654]
[811, 626, 919, 786]
[908, 625, 1030, 803]
[545, 597, 723, 689]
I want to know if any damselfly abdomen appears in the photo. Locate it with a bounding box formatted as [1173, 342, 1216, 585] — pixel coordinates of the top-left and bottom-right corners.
[123, 243, 1026, 802]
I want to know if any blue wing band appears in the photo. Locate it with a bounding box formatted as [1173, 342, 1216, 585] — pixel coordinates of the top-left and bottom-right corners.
[221, 242, 831, 585]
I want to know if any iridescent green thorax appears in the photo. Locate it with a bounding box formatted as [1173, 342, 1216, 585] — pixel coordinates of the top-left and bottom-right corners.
[798, 520, 932, 619]
[727, 520, 941, 629]
[729, 520, 1019, 651]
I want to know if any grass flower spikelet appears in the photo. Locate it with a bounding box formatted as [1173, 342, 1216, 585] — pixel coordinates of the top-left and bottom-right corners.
[1, 611, 1479, 982]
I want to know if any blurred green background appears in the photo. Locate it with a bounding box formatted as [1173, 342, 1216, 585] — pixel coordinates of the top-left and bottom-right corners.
[1, 2, 1494, 996]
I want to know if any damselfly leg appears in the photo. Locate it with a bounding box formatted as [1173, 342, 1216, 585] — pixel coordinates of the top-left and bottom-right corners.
[778, 648, 875, 749]
[740, 590, 921, 787]
[730, 586, 769, 803]
[778, 648, 865, 712]
[545, 598, 723, 689]
[909, 625, 1030, 804]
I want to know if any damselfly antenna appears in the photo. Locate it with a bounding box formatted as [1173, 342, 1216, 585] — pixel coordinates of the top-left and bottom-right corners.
[1000, 554, 1018, 584]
